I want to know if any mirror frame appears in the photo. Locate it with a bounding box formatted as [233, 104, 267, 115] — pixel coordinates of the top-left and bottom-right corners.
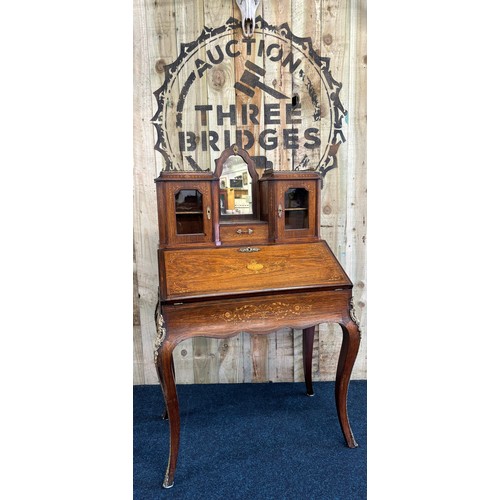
[214, 145, 260, 221]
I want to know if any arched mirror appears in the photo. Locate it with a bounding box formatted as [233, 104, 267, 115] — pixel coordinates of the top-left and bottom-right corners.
[214, 145, 260, 221]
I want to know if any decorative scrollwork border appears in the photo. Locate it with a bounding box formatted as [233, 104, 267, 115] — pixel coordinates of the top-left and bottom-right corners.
[214, 301, 313, 323]
[349, 297, 360, 328]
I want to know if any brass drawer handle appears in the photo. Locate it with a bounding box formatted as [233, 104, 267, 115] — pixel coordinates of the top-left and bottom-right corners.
[236, 228, 254, 235]
[239, 247, 260, 253]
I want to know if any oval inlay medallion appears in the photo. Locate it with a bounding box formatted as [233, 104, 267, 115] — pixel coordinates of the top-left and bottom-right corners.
[247, 261, 264, 271]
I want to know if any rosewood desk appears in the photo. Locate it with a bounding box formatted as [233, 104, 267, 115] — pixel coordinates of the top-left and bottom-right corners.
[154, 240, 361, 488]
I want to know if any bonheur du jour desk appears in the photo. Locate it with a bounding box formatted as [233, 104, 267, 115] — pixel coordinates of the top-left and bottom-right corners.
[153, 145, 361, 488]
[154, 241, 361, 488]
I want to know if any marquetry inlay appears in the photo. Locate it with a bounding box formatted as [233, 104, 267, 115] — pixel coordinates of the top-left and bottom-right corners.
[246, 260, 264, 271]
[162, 239, 349, 301]
[214, 301, 313, 323]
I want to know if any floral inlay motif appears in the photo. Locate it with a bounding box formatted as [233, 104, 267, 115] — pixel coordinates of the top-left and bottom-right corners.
[214, 301, 312, 323]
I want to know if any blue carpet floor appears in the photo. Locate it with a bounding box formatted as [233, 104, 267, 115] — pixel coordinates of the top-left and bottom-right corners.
[134, 381, 366, 499]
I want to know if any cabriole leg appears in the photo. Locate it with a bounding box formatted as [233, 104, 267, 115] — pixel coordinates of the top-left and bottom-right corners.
[156, 339, 180, 488]
[154, 312, 180, 488]
[335, 312, 361, 448]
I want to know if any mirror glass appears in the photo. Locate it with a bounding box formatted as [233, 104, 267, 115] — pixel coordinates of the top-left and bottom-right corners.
[219, 155, 253, 216]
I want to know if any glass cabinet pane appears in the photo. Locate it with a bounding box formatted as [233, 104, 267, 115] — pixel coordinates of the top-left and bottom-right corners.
[175, 189, 204, 234]
[284, 188, 309, 230]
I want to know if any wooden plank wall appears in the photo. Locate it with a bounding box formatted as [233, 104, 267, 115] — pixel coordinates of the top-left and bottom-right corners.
[133, 0, 367, 384]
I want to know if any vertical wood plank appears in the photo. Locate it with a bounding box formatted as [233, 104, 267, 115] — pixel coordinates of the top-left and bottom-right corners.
[173, 0, 219, 383]
[134, 0, 163, 384]
[174, 0, 210, 171]
[317, 225, 343, 380]
[318, 0, 351, 381]
[291, 0, 322, 171]
[133, 326, 146, 385]
[133, 251, 141, 327]
[173, 339, 195, 385]
[234, 1, 264, 160]
[133, 252, 145, 384]
[193, 337, 219, 384]
[274, 328, 294, 381]
[320, 0, 350, 246]
[345, 0, 367, 379]
[203, 0, 236, 170]
[267, 331, 277, 382]
[318, 322, 341, 381]
[251, 334, 269, 382]
[242, 332, 253, 382]
[149, 0, 197, 384]
[312, 326, 320, 379]
[152, 0, 181, 172]
[218, 333, 244, 383]
[292, 328, 303, 382]
[152, 0, 178, 62]
[262, 0, 293, 172]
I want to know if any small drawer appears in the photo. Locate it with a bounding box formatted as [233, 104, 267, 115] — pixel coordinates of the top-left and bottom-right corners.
[219, 223, 269, 245]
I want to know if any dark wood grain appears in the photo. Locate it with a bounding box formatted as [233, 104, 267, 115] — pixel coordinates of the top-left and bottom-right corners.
[335, 318, 361, 448]
[156, 339, 179, 488]
[155, 171, 216, 248]
[159, 241, 350, 301]
[219, 221, 269, 245]
[163, 289, 351, 341]
[258, 170, 322, 243]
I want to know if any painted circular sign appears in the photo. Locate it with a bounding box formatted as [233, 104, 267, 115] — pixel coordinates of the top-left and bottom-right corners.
[152, 16, 347, 179]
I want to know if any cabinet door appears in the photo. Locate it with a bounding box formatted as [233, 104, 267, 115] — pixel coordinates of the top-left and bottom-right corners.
[276, 181, 318, 241]
[166, 181, 213, 246]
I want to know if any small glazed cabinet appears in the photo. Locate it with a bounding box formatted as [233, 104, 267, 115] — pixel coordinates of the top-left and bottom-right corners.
[155, 171, 217, 248]
[259, 170, 321, 243]
[155, 146, 322, 248]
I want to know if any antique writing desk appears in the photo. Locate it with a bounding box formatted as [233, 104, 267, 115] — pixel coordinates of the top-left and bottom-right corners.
[154, 146, 361, 488]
